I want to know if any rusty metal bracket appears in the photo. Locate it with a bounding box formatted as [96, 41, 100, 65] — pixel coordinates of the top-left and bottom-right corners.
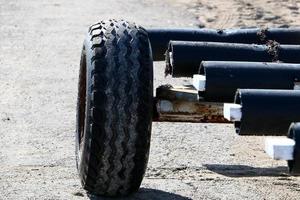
[153, 85, 229, 123]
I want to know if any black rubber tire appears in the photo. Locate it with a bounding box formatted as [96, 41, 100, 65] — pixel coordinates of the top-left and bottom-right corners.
[75, 19, 153, 197]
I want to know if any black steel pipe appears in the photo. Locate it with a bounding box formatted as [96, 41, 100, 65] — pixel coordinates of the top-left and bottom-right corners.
[234, 89, 300, 136]
[199, 61, 300, 102]
[166, 41, 300, 77]
[288, 123, 300, 174]
[147, 28, 300, 61]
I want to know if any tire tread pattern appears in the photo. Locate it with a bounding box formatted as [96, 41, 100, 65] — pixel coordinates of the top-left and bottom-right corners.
[77, 19, 153, 197]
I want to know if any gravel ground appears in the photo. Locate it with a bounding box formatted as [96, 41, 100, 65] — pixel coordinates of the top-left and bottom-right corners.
[0, 0, 300, 199]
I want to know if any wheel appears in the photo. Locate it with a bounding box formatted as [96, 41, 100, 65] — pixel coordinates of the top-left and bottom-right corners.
[75, 19, 153, 197]
[288, 123, 300, 174]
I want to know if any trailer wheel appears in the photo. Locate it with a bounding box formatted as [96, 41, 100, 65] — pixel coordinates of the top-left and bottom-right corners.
[75, 20, 153, 197]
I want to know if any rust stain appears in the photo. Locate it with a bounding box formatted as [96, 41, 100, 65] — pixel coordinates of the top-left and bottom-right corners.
[154, 85, 229, 123]
[154, 100, 229, 123]
[155, 114, 229, 123]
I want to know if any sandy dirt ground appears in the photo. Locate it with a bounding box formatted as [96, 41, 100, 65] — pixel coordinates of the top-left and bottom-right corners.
[1, 0, 300, 199]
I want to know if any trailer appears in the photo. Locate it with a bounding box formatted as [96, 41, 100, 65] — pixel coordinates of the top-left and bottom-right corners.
[75, 19, 300, 197]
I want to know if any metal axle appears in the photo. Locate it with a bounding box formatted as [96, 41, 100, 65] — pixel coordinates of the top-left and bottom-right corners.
[153, 85, 228, 123]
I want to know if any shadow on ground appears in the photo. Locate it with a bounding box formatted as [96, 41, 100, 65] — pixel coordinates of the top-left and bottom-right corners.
[88, 188, 192, 200]
[205, 164, 289, 177]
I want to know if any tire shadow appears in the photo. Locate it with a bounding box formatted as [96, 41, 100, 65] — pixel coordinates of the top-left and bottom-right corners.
[204, 164, 289, 177]
[87, 188, 192, 200]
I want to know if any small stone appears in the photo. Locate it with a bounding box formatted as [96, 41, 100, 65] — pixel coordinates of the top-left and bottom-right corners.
[73, 192, 84, 197]
[264, 15, 280, 21]
[2, 117, 10, 121]
[278, 24, 290, 28]
[287, 5, 298, 10]
[206, 18, 215, 22]
[255, 9, 264, 19]
[196, 17, 206, 28]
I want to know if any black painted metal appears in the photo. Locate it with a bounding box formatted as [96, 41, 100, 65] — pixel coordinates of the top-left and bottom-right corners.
[288, 123, 300, 174]
[234, 89, 300, 136]
[199, 61, 300, 102]
[147, 28, 300, 61]
[166, 41, 300, 77]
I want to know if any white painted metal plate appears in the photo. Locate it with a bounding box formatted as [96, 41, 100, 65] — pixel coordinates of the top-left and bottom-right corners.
[294, 82, 300, 90]
[223, 103, 242, 121]
[265, 137, 295, 160]
[192, 74, 206, 91]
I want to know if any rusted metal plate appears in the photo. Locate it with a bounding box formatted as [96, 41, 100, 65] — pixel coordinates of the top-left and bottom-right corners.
[154, 85, 229, 123]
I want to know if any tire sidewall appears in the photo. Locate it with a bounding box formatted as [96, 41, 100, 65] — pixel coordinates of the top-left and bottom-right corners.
[76, 35, 93, 183]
